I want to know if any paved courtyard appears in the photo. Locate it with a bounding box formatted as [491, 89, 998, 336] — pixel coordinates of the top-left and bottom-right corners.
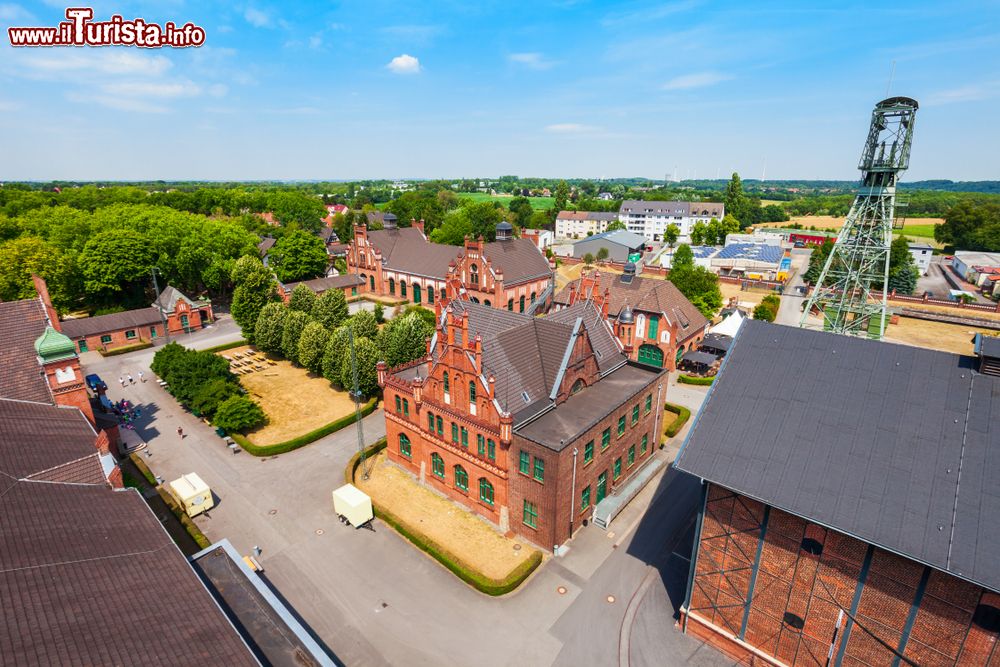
[84, 318, 731, 667]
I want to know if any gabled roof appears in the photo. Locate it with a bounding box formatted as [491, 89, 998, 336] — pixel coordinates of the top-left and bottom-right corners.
[545, 301, 622, 374]
[61, 307, 162, 339]
[0, 399, 101, 482]
[257, 236, 276, 255]
[576, 230, 646, 249]
[620, 200, 724, 217]
[0, 298, 52, 403]
[480, 238, 552, 284]
[556, 210, 619, 222]
[675, 320, 1000, 594]
[283, 274, 365, 294]
[367, 227, 456, 279]
[553, 271, 708, 336]
[152, 285, 197, 313]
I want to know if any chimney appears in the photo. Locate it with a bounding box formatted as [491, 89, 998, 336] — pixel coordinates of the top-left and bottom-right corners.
[376, 361, 387, 387]
[413, 375, 424, 406]
[413, 218, 425, 235]
[601, 288, 610, 319]
[569, 281, 577, 306]
[32, 276, 60, 331]
[499, 412, 513, 444]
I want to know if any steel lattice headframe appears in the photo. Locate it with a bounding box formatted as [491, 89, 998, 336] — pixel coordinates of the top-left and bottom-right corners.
[800, 96, 918, 339]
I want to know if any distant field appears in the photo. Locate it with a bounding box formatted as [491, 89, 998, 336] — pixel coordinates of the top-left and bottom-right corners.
[457, 192, 555, 210]
[761, 215, 942, 240]
[896, 223, 939, 239]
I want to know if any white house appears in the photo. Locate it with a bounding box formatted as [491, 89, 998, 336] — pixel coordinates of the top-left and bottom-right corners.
[618, 200, 724, 243]
[907, 242, 934, 276]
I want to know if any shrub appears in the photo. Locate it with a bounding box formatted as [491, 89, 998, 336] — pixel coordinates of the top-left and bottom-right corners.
[322, 326, 351, 386]
[339, 336, 380, 398]
[678, 374, 714, 386]
[151, 343, 233, 405]
[375, 312, 434, 368]
[753, 294, 780, 322]
[663, 402, 691, 439]
[255, 302, 288, 354]
[347, 309, 378, 340]
[129, 453, 158, 486]
[99, 341, 153, 356]
[373, 303, 385, 324]
[157, 486, 211, 550]
[233, 396, 378, 456]
[297, 321, 330, 375]
[314, 288, 349, 329]
[190, 378, 241, 418]
[280, 310, 311, 364]
[200, 339, 247, 354]
[288, 283, 318, 315]
[213, 395, 266, 433]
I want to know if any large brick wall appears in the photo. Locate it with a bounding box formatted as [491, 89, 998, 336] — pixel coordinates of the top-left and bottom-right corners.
[684, 484, 1000, 666]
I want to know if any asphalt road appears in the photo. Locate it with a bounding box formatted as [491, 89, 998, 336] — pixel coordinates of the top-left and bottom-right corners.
[85, 316, 730, 667]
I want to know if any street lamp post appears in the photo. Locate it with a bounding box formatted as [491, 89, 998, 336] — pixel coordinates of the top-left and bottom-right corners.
[151, 267, 171, 344]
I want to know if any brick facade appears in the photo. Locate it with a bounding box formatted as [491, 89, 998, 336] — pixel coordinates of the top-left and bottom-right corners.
[682, 484, 1000, 666]
[446, 237, 552, 313]
[75, 322, 165, 353]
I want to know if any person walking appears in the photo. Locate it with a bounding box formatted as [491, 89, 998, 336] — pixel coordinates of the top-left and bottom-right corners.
[177, 426, 184, 439]
[127, 374, 134, 385]
[138, 370, 145, 383]
[119, 376, 125, 387]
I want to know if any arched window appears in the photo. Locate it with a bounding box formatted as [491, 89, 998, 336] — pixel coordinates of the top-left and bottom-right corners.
[454, 465, 469, 491]
[360, 273, 367, 288]
[530, 291, 536, 303]
[435, 415, 443, 435]
[484, 299, 491, 307]
[440, 287, 447, 301]
[388, 277, 395, 295]
[431, 453, 444, 478]
[636, 314, 646, 337]
[469, 380, 476, 403]
[571, 378, 585, 394]
[470, 264, 479, 286]
[507, 298, 514, 311]
[400, 281, 407, 299]
[478, 478, 494, 506]
[443, 371, 450, 394]
[427, 411, 434, 432]
[399, 433, 411, 458]
[369, 275, 375, 291]
[519, 295, 525, 312]
[413, 283, 422, 304]
[427, 287, 434, 304]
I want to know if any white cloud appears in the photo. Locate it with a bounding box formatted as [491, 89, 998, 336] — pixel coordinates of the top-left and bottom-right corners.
[924, 83, 1000, 106]
[18, 50, 173, 77]
[387, 54, 421, 75]
[545, 123, 600, 133]
[661, 71, 731, 90]
[508, 52, 556, 70]
[244, 7, 271, 28]
[0, 3, 35, 22]
[0, 100, 19, 112]
[66, 92, 169, 114]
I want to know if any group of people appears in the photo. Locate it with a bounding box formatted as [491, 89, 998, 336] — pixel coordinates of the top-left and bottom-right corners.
[112, 398, 142, 430]
[118, 371, 144, 386]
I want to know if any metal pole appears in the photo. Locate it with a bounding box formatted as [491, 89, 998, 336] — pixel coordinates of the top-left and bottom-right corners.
[568, 445, 578, 538]
[151, 267, 171, 343]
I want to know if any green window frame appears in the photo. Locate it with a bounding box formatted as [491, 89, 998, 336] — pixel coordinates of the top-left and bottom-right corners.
[436, 416, 443, 436]
[613, 457, 622, 480]
[469, 380, 476, 404]
[601, 428, 610, 450]
[519, 295, 525, 312]
[100, 335, 112, 344]
[403, 399, 409, 416]
[519, 451, 530, 475]
[78, 340, 88, 353]
[125, 329, 136, 340]
[522, 500, 538, 529]
[395, 395, 402, 412]
[451, 422, 459, 444]
[440, 287, 446, 301]
[648, 316, 658, 340]
[617, 415, 626, 437]
[644, 394, 652, 414]
[477, 434, 486, 456]
[399, 433, 411, 458]
[628, 445, 635, 467]
[631, 404, 640, 425]
[479, 478, 494, 506]
[431, 453, 445, 478]
[413, 283, 422, 304]
[584, 440, 594, 464]
[581, 486, 591, 510]
[427, 412, 434, 432]
[389, 277, 395, 295]
[461, 427, 468, 448]
[641, 434, 648, 455]
[455, 465, 468, 491]
[351, 287, 358, 296]
[400, 281, 407, 298]
[507, 298, 514, 311]
[427, 287, 434, 304]
[487, 439, 496, 461]
[443, 371, 450, 394]
[597, 471, 607, 503]
[533, 457, 544, 483]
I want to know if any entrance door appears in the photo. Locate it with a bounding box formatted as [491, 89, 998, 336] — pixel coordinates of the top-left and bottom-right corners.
[596, 471, 608, 503]
[78, 339, 88, 353]
[637, 344, 664, 367]
[180, 314, 189, 331]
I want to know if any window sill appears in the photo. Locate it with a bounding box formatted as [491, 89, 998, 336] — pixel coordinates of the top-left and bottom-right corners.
[522, 522, 538, 531]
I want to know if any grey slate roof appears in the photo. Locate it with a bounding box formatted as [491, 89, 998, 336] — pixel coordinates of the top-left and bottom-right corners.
[480, 238, 552, 284]
[0, 298, 51, 403]
[283, 274, 365, 295]
[620, 200, 724, 218]
[674, 320, 1000, 594]
[152, 285, 197, 312]
[545, 301, 623, 374]
[575, 230, 647, 249]
[0, 399, 101, 481]
[368, 227, 456, 279]
[60, 307, 162, 339]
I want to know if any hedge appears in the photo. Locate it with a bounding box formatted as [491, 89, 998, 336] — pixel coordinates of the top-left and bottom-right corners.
[129, 453, 158, 486]
[232, 396, 379, 456]
[663, 402, 691, 440]
[201, 339, 247, 354]
[344, 444, 542, 596]
[678, 374, 715, 386]
[156, 485, 212, 550]
[99, 341, 154, 356]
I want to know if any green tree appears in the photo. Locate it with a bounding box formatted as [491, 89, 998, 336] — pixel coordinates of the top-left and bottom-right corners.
[78, 228, 155, 300]
[690, 221, 707, 246]
[753, 294, 781, 322]
[663, 224, 680, 248]
[297, 321, 330, 374]
[269, 230, 328, 282]
[150, 344, 233, 406]
[724, 172, 745, 218]
[583, 252, 595, 266]
[190, 379, 241, 417]
[288, 283, 317, 314]
[213, 395, 267, 433]
[606, 220, 626, 232]
[373, 302, 385, 324]
[254, 302, 288, 354]
[430, 210, 474, 245]
[322, 327, 350, 385]
[0, 236, 73, 308]
[347, 309, 378, 340]
[375, 312, 433, 367]
[508, 196, 534, 228]
[332, 212, 353, 245]
[554, 180, 569, 211]
[935, 201, 1000, 251]
[672, 243, 694, 270]
[230, 255, 279, 341]
[313, 288, 349, 329]
[281, 310, 311, 364]
[804, 240, 834, 285]
[888, 236, 919, 295]
[719, 215, 741, 244]
[669, 244, 722, 318]
[339, 336, 380, 398]
[596, 247, 609, 261]
[527, 210, 551, 229]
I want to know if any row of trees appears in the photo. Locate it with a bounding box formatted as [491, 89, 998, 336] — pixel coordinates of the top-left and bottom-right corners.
[668, 244, 724, 317]
[803, 236, 920, 295]
[690, 216, 741, 246]
[933, 201, 1000, 252]
[150, 343, 266, 433]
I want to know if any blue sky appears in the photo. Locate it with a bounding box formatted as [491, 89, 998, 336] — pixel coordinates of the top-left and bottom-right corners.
[1, 1, 998, 181]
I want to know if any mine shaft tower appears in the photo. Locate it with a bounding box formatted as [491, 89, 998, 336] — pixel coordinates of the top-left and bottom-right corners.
[800, 96, 918, 339]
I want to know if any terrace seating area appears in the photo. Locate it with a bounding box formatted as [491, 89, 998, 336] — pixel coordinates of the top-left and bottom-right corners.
[223, 350, 276, 375]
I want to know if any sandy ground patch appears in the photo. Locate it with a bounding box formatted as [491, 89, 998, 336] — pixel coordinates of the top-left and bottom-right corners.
[885, 317, 995, 355]
[219, 345, 356, 446]
[719, 282, 765, 310]
[356, 452, 535, 580]
[893, 301, 1000, 323]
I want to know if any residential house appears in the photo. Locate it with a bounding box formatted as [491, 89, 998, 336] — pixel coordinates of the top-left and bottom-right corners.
[618, 200, 724, 242]
[555, 211, 619, 240]
[908, 242, 934, 275]
[572, 230, 646, 264]
[280, 274, 365, 302]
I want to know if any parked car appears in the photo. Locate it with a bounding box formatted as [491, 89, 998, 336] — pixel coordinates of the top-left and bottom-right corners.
[85, 373, 107, 392]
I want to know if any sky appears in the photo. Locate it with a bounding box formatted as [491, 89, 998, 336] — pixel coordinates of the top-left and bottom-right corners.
[1, 1, 999, 181]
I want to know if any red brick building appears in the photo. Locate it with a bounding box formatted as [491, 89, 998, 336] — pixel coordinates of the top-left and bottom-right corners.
[347, 218, 554, 313]
[61, 286, 213, 353]
[553, 267, 709, 370]
[378, 298, 667, 550]
[280, 274, 365, 302]
[675, 320, 1000, 666]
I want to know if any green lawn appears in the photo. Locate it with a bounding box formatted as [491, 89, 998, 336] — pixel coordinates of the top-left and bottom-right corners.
[457, 192, 555, 210]
[897, 222, 938, 239]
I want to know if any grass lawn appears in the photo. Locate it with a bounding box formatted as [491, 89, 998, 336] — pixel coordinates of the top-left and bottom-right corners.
[886, 316, 995, 355]
[896, 222, 939, 239]
[457, 192, 555, 210]
[357, 452, 538, 581]
[220, 345, 356, 446]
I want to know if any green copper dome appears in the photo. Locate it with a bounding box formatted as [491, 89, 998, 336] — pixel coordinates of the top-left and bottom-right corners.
[34, 326, 77, 363]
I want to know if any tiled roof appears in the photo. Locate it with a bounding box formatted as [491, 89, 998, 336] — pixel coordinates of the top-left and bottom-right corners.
[368, 227, 457, 279]
[545, 300, 622, 374]
[0, 400, 99, 480]
[60, 307, 162, 339]
[556, 211, 619, 221]
[284, 274, 365, 294]
[553, 271, 708, 336]
[0, 298, 52, 403]
[152, 285, 196, 312]
[258, 236, 276, 255]
[480, 238, 552, 284]
[620, 200, 724, 217]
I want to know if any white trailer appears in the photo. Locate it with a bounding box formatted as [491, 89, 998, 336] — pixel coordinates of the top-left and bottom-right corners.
[332, 484, 373, 528]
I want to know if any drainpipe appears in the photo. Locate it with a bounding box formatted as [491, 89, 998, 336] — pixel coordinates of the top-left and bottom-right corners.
[652, 382, 664, 449]
[568, 445, 578, 541]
